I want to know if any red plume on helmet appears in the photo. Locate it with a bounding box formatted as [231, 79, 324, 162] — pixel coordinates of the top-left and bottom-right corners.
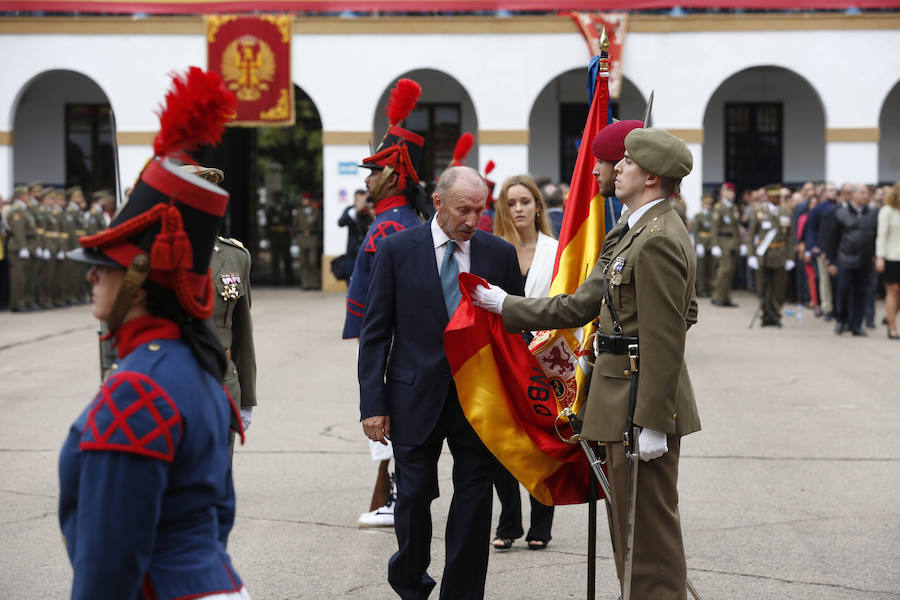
[484, 159, 497, 201]
[450, 132, 475, 167]
[385, 78, 421, 131]
[73, 67, 236, 321]
[359, 78, 425, 188]
[153, 67, 237, 163]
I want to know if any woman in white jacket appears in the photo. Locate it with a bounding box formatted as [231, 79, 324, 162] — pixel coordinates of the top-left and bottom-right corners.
[489, 174, 559, 550]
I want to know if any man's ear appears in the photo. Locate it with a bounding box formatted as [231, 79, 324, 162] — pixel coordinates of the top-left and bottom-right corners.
[432, 193, 442, 213]
[644, 172, 661, 188]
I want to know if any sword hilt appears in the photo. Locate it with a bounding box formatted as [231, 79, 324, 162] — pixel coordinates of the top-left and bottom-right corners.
[554, 407, 582, 444]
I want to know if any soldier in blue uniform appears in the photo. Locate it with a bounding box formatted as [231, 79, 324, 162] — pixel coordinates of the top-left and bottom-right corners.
[343, 78, 428, 527]
[58, 67, 249, 600]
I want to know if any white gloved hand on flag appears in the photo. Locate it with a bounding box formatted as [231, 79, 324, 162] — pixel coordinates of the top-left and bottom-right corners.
[695, 245, 705, 259]
[747, 255, 759, 270]
[711, 246, 722, 258]
[472, 283, 507, 314]
[785, 259, 796, 271]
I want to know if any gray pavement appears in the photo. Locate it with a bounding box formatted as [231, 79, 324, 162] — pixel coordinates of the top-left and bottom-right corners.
[1, 288, 898, 599]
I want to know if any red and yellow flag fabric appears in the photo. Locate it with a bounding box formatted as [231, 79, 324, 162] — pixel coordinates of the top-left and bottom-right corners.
[445, 59, 613, 506]
[206, 15, 294, 127]
[445, 273, 590, 507]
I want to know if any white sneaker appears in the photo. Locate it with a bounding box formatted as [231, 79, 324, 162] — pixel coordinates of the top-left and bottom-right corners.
[358, 503, 394, 528]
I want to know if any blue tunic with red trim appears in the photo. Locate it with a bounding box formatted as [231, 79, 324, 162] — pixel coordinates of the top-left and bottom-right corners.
[58, 315, 243, 600]
[342, 195, 421, 339]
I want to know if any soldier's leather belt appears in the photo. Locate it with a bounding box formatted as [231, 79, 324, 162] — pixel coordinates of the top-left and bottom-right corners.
[595, 334, 639, 355]
[769, 241, 786, 249]
[698, 232, 711, 238]
[44, 231, 60, 238]
[26, 234, 36, 240]
[270, 226, 289, 232]
[75, 229, 87, 236]
[718, 232, 734, 237]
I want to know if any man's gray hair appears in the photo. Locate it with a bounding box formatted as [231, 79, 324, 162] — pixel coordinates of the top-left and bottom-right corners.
[434, 166, 488, 200]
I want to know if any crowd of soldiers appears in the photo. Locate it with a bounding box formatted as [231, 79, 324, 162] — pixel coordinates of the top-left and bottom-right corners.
[0, 183, 112, 311]
[692, 180, 892, 333]
[263, 190, 323, 289]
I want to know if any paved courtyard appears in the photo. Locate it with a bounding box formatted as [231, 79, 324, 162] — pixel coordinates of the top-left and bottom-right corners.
[1, 288, 898, 599]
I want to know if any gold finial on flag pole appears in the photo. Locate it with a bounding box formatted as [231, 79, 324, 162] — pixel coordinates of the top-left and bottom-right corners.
[599, 26, 609, 53]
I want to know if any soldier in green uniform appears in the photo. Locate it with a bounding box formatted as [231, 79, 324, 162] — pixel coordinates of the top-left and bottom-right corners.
[748, 184, 796, 327]
[182, 165, 258, 453]
[6, 186, 37, 311]
[266, 190, 294, 285]
[474, 128, 700, 600]
[710, 182, 746, 307]
[693, 194, 715, 297]
[293, 192, 322, 290]
[26, 185, 44, 309]
[62, 187, 84, 304]
[35, 191, 59, 308]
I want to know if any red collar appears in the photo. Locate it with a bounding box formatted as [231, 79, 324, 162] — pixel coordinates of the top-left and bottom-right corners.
[113, 315, 181, 358]
[374, 195, 406, 215]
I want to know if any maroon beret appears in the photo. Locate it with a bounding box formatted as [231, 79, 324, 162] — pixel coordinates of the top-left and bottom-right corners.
[591, 120, 644, 162]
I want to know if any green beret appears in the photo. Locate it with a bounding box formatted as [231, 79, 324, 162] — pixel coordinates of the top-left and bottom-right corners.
[624, 127, 693, 179]
[14, 185, 28, 195]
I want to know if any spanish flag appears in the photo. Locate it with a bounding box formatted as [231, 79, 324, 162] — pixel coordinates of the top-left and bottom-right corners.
[444, 56, 614, 506]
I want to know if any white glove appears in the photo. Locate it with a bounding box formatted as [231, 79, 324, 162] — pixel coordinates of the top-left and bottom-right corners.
[240, 407, 253, 431]
[695, 244, 705, 259]
[472, 283, 508, 314]
[638, 428, 668, 462]
[56, 251, 65, 260]
[739, 244, 748, 257]
[747, 255, 759, 270]
[711, 246, 722, 258]
[785, 259, 795, 271]
[18, 248, 29, 259]
[42, 248, 51, 260]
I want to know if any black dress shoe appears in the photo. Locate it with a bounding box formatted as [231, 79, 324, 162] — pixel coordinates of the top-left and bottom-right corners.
[865, 321, 876, 329]
[851, 328, 868, 337]
[824, 312, 834, 322]
[712, 300, 738, 307]
[834, 322, 846, 335]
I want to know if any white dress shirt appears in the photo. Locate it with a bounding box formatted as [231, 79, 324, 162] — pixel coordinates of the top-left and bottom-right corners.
[431, 217, 471, 275]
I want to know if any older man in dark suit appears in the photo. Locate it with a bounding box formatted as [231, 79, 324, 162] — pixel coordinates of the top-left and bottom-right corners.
[359, 165, 523, 599]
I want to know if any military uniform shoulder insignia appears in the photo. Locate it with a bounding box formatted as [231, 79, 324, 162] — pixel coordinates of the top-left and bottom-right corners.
[80, 371, 183, 462]
[649, 215, 663, 233]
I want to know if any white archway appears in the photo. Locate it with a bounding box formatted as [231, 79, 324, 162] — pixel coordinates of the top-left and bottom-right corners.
[702, 66, 825, 194]
[528, 69, 646, 185]
[12, 69, 114, 191]
[879, 79, 900, 185]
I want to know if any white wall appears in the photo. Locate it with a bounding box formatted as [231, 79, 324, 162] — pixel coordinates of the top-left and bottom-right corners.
[2, 22, 899, 243]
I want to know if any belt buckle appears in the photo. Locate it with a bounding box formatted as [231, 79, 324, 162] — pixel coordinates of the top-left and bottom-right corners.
[627, 343, 639, 373]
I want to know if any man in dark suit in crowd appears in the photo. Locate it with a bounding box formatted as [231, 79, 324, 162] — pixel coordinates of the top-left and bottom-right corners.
[359, 165, 523, 599]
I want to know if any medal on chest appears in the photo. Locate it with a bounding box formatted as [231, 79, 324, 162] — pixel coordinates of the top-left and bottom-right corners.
[220, 273, 241, 301]
[610, 256, 626, 286]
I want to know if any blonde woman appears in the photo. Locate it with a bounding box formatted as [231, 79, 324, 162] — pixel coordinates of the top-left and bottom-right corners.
[876, 182, 900, 338]
[490, 174, 559, 550]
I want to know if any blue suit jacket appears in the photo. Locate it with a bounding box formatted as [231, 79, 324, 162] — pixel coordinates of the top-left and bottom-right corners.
[358, 222, 524, 446]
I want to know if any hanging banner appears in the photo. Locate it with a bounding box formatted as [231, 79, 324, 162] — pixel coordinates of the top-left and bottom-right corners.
[206, 14, 294, 127]
[565, 12, 628, 99]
